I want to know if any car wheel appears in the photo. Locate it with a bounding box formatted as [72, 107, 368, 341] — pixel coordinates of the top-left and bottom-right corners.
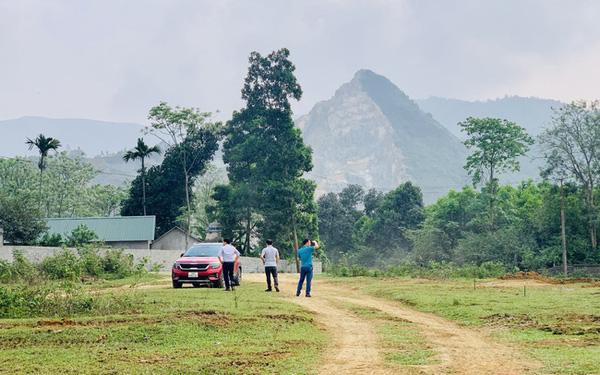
[212, 277, 224, 288]
[172, 280, 182, 289]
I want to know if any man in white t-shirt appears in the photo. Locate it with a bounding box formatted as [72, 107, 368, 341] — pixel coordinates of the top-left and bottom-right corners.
[218, 238, 240, 291]
[260, 239, 280, 292]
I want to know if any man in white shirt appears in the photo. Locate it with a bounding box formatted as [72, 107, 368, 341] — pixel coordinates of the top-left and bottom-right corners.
[260, 239, 280, 292]
[218, 238, 240, 291]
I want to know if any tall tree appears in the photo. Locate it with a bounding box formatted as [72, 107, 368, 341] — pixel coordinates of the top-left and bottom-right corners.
[122, 129, 219, 238]
[369, 182, 425, 251]
[0, 194, 47, 244]
[25, 134, 61, 210]
[144, 103, 221, 247]
[317, 185, 366, 262]
[220, 48, 315, 265]
[540, 101, 600, 250]
[123, 138, 161, 216]
[459, 117, 533, 226]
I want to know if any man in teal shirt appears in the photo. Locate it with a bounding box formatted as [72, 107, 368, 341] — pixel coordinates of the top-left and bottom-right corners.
[296, 239, 319, 297]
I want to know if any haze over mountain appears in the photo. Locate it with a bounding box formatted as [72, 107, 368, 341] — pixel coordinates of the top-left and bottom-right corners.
[416, 96, 563, 139]
[297, 69, 468, 202]
[0, 116, 149, 157]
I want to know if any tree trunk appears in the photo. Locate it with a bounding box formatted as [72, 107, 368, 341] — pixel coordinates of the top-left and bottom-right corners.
[183, 150, 191, 251]
[185, 171, 191, 250]
[560, 180, 567, 276]
[38, 166, 44, 213]
[586, 185, 597, 250]
[244, 209, 251, 255]
[489, 165, 496, 229]
[291, 213, 300, 273]
[141, 157, 147, 216]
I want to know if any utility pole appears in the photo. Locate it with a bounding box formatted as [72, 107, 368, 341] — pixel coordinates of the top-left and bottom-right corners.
[560, 179, 567, 277]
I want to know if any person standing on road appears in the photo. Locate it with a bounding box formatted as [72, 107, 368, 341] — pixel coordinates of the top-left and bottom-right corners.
[260, 239, 280, 292]
[296, 239, 319, 297]
[218, 239, 240, 291]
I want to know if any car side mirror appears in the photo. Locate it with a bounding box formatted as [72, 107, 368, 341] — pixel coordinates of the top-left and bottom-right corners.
[180, 253, 184, 257]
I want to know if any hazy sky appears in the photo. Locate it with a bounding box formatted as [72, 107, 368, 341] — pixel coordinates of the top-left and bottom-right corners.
[1, 0, 599, 124]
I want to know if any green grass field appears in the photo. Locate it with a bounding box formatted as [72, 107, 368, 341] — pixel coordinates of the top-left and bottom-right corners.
[329, 276, 600, 375]
[0, 276, 325, 375]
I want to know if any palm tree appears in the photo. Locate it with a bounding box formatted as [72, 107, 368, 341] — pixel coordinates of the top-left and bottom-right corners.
[123, 138, 161, 216]
[26, 134, 61, 210]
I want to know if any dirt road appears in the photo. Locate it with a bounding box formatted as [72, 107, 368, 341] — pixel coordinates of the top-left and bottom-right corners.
[246, 273, 540, 375]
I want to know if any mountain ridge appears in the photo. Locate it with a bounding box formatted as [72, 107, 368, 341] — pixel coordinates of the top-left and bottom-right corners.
[298, 69, 468, 202]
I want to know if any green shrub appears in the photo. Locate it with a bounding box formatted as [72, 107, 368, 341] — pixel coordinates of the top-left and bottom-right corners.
[0, 260, 13, 283]
[40, 249, 82, 280]
[38, 232, 64, 247]
[10, 249, 37, 280]
[0, 283, 138, 318]
[102, 249, 136, 278]
[328, 260, 507, 279]
[65, 224, 98, 247]
[77, 246, 103, 277]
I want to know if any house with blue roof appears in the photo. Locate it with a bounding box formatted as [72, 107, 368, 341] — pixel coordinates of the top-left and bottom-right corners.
[45, 216, 156, 249]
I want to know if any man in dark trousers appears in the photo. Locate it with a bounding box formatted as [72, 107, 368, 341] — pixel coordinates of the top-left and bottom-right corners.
[296, 239, 319, 297]
[218, 238, 240, 291]
[260, 239, 280, 292]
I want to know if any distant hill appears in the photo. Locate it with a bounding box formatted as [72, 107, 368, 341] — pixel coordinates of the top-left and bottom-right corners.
[416, 96, 563, 138]
[416, 96, 563, 184]
[0, 116, 150, 157]
[297, 69, 469, 202]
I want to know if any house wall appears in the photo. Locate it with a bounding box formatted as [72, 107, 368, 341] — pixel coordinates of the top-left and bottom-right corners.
[151, 232, 200, 251]
[107, 241, 150, 250]
[0, 246, 322, 274]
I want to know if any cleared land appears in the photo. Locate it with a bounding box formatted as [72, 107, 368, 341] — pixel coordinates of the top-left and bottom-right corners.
[325, 275, 600, 375]
[2, 274, 598, 374]
[0, 276, 324, 374]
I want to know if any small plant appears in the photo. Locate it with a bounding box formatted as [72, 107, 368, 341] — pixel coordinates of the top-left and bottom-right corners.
[40, 249, 82, 280]
[102, 249, 136, 278]
[65, 224, 98, 247]
[38, 232, 64, 247]
[0, 283, 139, 318]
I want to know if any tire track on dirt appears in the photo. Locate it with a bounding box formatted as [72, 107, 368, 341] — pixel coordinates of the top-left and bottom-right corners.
[262, 274, 540, 375]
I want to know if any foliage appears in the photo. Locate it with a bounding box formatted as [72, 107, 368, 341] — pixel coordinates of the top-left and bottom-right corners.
[140, 102, 222, 240]
[217, 48, 316, 255]
[40, 249, 83, 280]
[2, 246, 150, 283]
[121, 126, 220, 237]
[0, 194, 47, 244]
[65, 224, 98, 247]
[328, 261, 507, 279]
[123, 138, 161, 216]
[460, 117, 534, 186]
[190, 164, 227, 239]
[318, 182, 425, 266]
[0, 283, 138, 318]
[0, 154, 127, 223]
[322, 179, 600, 272]
[539, 100, 600, 250]
[38, 232, 64, 247]
[25, 134, 61, 172]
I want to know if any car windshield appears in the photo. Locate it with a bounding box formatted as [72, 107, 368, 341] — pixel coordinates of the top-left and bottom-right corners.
[183, 244, 221, 257]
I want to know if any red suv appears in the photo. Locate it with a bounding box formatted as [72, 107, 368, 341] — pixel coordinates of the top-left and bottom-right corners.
[171, 243, 242, 288]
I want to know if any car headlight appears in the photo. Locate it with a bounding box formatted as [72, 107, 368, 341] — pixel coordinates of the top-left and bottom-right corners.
[210, 262, 221, 269]
[173, 262, 181, 270]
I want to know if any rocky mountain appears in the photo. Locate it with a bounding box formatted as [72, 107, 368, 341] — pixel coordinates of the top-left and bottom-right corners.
[297, 70, 469, 202]
[416, 96, 562, 138]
